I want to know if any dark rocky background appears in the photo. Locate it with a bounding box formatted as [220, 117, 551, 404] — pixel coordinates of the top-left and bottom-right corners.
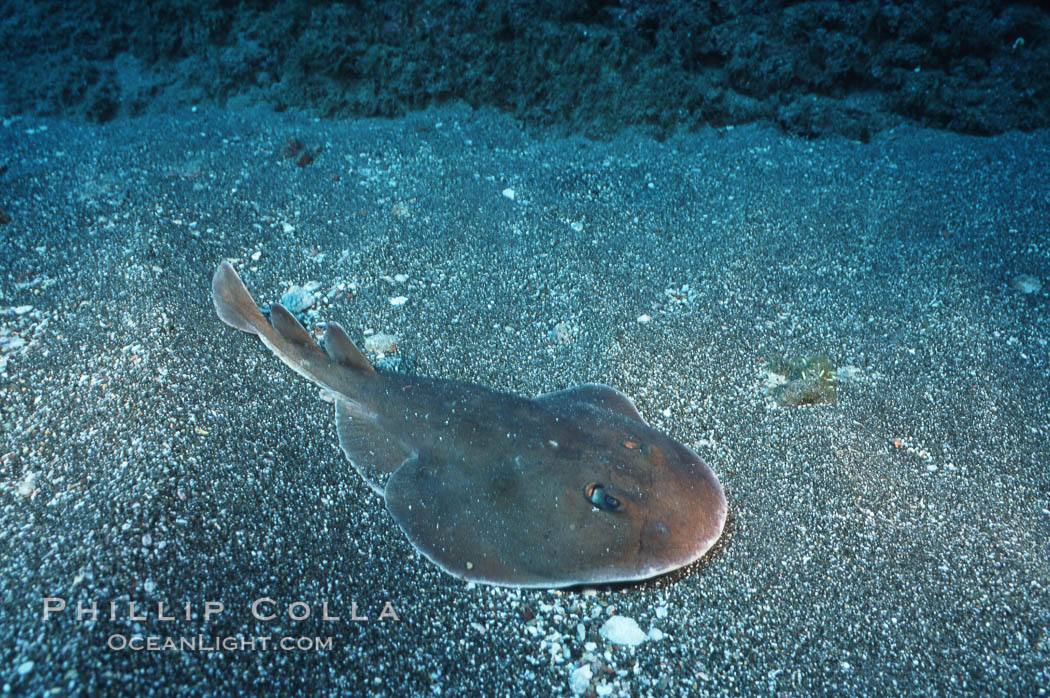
[2, 0, 1048, 139]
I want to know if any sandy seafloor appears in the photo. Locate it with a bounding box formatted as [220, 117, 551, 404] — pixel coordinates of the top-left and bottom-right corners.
[1, 104, 1048, 696]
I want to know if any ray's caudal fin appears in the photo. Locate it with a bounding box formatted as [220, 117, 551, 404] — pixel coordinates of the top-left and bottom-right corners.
[211, 261, 267, 335]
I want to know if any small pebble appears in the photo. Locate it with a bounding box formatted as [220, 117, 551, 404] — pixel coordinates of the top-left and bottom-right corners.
[15, 472, 37, 498]
[364, 333, 399, 355]
[551, 321, 578, 344]
[599, 615, 648, 646]
[1009, 273, 1041, 294]
[836, 365, 862, 381]
[1, 334, 27, 352]
[568, 664, 592, 694]
[502, 187, 516, 200]
[280, 286, 316, 313]
[389, 296, 408, 306]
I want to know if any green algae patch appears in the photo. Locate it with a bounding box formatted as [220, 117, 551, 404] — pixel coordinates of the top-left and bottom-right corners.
[764, 354, 837, 407]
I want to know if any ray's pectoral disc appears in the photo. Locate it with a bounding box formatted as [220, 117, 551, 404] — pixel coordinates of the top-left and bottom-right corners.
[210, 261, 727, 588]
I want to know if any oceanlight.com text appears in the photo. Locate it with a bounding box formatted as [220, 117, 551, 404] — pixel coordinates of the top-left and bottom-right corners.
[107, 633, 334, 652]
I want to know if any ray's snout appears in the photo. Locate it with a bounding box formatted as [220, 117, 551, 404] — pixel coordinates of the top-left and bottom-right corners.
[639, 442, 727, 571]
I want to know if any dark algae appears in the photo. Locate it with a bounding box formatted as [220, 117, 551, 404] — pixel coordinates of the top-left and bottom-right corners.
[2, 2, 1047, 138]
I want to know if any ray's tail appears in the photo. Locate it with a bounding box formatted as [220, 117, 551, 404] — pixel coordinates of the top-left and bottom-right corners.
[210, 261, 377, 392]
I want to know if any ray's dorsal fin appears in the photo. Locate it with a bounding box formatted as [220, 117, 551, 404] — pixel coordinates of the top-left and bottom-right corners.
[269, 303, 327, 360]
[536, 383, 649, 426]
[324, 323, 377, 375]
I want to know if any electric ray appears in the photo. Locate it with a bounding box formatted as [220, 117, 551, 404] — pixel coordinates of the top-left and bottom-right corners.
[211, 261, 727, 588]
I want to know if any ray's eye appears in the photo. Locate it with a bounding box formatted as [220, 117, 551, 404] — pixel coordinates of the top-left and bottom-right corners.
[584, 482, 621, 511]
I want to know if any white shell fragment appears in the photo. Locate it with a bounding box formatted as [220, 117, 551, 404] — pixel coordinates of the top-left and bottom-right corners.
[599, 615, 648, 646]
